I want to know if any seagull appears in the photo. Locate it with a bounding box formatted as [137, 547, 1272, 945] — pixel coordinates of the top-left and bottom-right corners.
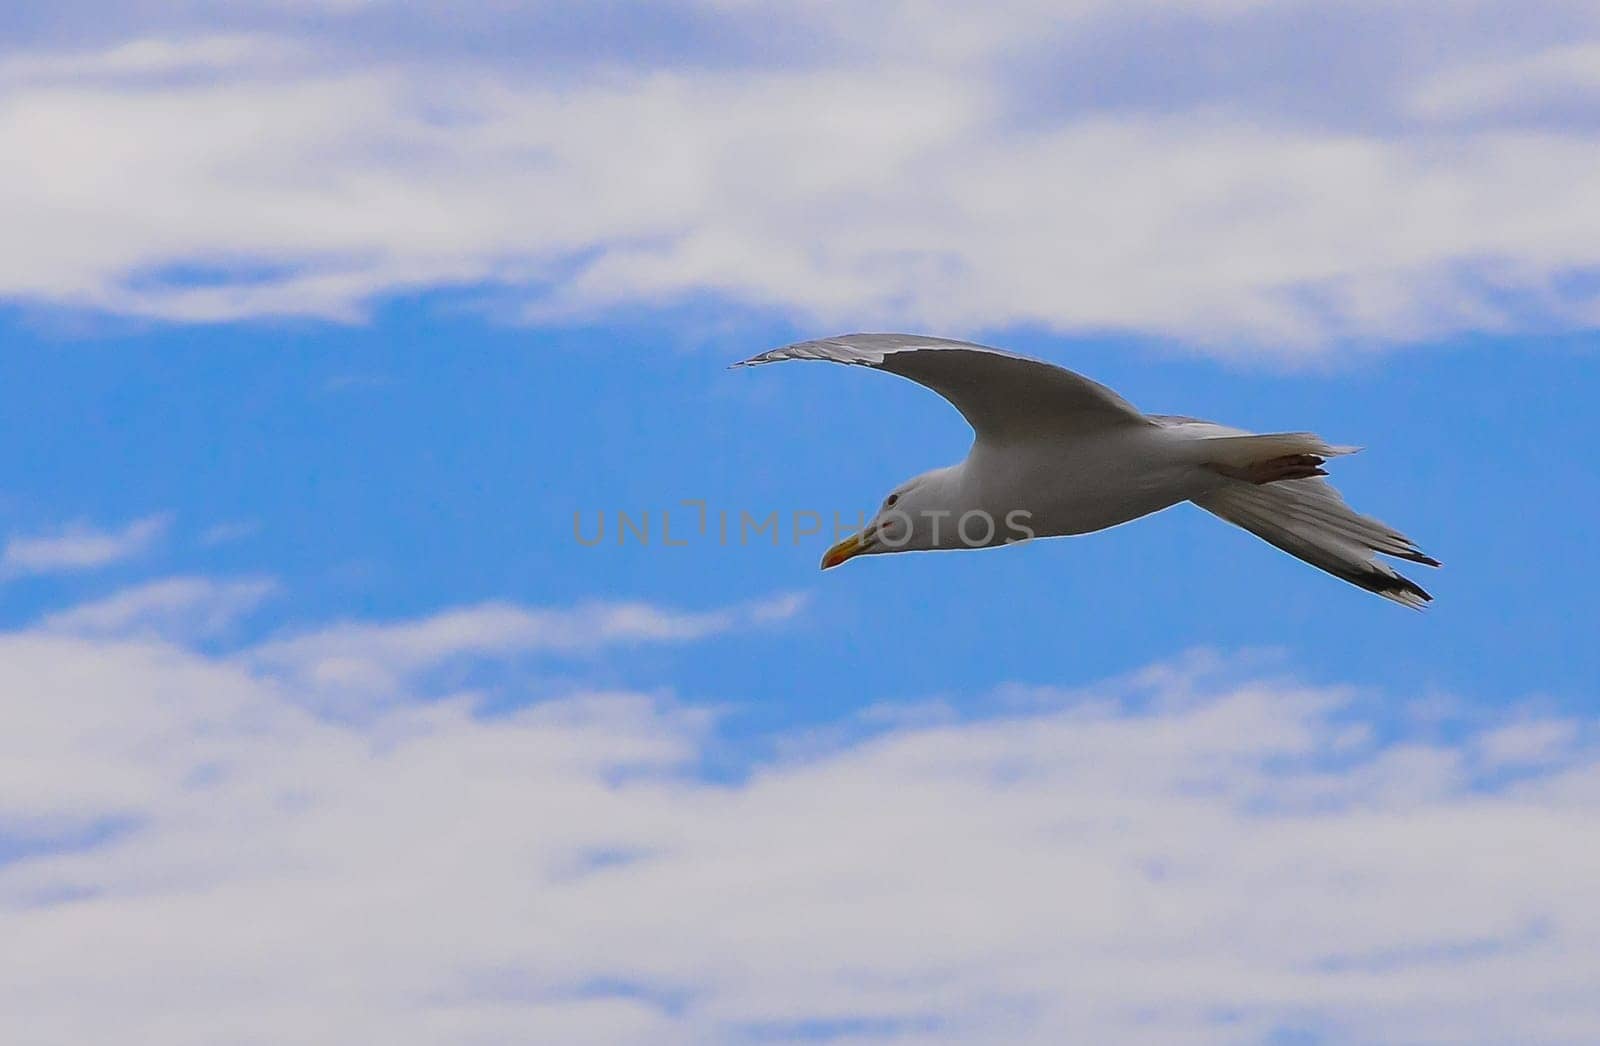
[733, 333, 1439, 607]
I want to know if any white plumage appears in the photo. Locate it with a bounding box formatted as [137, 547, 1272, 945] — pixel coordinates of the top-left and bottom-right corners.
[734, 333, 1439, 607]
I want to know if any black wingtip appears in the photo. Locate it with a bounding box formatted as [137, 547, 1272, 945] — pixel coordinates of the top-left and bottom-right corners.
[1379, 574, 1434, 609]
[1389, 549, 1442, 568]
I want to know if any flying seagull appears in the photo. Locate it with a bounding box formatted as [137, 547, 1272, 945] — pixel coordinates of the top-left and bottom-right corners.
[733, 333, 1439, 607]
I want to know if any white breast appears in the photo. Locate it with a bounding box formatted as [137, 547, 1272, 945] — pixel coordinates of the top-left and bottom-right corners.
[960, 426, 1217, 539]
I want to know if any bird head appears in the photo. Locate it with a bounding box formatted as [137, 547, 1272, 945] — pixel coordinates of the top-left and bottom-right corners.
[820, 470, 954, 568]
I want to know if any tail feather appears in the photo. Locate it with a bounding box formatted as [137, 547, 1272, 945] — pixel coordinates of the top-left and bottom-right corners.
[1193, 477, 1439, 609]
[1198, 431, 1361, 470]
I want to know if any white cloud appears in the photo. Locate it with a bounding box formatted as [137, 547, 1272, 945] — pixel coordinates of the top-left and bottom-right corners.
[1411, 42, 1600, 120]
[0, 33, 297, 84]
[2, 4, 1600, 353]
[249, 591, 807, 705]
[40, 575, 278, 641]
[0, 605, 1597, 1044]
[1476, 718, 1579, 768]
[1, 514, 170, 577]
[198, 520, 260, 547]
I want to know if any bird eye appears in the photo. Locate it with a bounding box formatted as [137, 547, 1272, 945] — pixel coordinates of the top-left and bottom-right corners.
[885, 494, 899, 508]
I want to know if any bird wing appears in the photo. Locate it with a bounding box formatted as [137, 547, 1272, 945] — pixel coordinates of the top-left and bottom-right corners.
[732, 333, 1151, 442]
[1192, 477, 1440, 609]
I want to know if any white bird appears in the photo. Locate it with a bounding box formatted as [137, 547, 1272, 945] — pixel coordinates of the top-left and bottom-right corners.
[733, 333, 1439, 607]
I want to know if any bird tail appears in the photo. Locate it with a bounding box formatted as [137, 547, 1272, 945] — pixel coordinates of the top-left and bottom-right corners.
[1192, 477, 1440, 609]
[1197, 431, 1361, 470]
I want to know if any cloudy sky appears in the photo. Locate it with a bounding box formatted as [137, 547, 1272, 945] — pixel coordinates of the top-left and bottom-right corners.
[2, 2, 1598, 1043]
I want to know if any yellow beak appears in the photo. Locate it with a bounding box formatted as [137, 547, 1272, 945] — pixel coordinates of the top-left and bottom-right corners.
[820, 530, 870, 570]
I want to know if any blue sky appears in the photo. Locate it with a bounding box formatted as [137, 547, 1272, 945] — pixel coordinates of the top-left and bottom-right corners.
[5, 307, 1593, 714]
[2, 3, 1600, 1043]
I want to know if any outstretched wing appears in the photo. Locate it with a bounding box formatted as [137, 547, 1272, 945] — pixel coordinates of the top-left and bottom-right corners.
[1193, 477, 1440, 609]
[733, 333, 1151, 442]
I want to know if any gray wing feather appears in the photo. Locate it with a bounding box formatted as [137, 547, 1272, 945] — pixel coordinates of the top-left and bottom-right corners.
[733, 333, 1150, 441]
[1193, 478, 1439, 609]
